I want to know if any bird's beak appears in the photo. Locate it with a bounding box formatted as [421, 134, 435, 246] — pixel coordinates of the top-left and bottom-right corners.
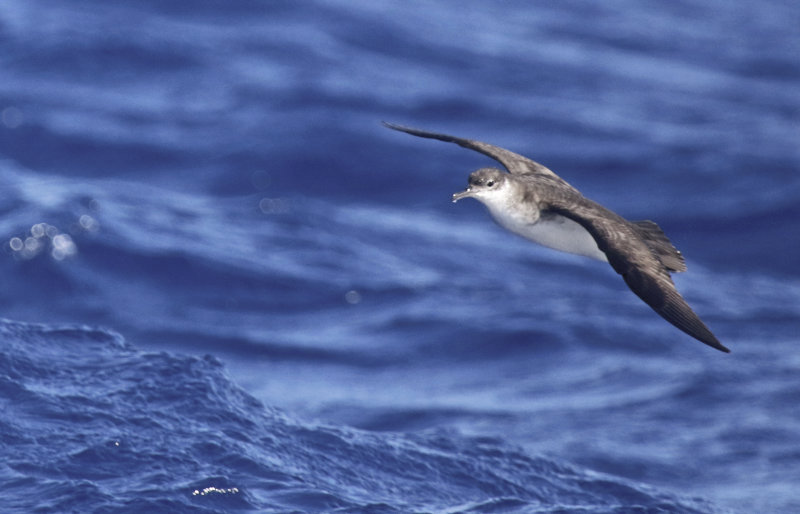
[452, 188, 473, 203]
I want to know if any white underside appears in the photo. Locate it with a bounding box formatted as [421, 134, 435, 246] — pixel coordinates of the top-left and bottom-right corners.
[489, 207, 608, 262]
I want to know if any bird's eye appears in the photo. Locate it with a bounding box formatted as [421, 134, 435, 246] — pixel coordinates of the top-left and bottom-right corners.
[486, 180, 495, 187]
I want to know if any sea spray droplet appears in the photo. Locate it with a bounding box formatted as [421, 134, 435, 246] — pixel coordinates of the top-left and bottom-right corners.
[344, 290, 362, 304]
[31, 223, 46, 238]
[51, 234, 77, 260]
[79, 214, 99, 231]
[259, 197, 289, 214]
[1, 107, 23, 128]
[7, 222, 81, 261]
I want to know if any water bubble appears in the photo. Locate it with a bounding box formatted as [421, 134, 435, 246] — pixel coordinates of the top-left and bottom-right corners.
[9, 237, 23, 251]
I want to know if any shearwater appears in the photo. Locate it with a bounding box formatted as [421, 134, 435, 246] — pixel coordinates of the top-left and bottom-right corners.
[385, 122, 729, 353]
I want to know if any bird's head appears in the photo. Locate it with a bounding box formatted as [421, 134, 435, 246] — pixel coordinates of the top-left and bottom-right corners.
[452, 167, 509, 203]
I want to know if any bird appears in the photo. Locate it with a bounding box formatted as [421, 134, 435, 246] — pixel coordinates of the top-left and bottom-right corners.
[384, 122, 729, 353]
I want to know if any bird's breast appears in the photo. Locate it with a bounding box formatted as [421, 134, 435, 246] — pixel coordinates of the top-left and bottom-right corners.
[488, 207, 608, 262]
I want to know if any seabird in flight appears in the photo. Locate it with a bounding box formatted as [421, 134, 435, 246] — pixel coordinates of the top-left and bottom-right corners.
[384, 122, 729, 353]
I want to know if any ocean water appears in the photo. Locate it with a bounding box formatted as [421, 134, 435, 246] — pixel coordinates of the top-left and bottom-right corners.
[1, 0, 799, 512]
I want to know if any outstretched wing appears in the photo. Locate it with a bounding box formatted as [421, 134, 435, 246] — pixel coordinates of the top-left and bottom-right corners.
[383, 122, 563, 180]
[545, 192, 729, 353]
[620, 265, 728, 352]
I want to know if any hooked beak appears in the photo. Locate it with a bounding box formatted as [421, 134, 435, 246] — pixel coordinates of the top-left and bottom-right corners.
[452, 187, 474, 203]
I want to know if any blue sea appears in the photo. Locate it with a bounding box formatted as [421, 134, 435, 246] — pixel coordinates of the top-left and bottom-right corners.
[2, 1, 799, 512]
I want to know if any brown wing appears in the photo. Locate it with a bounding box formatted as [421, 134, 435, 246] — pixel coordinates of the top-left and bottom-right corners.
[383, 122, 563, 180]
[632, 220, 687, 272]
[545, 191, 729, 353]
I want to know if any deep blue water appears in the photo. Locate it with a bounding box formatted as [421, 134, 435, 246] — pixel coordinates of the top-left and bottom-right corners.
[2, 0, 799, 512]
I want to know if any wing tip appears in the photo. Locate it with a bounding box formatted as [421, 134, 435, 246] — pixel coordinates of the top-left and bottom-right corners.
[694, 328, 730, 353]
[382, 121, 417, 134]
[709, 339, 731, 353]
[685, 323, 730, 353]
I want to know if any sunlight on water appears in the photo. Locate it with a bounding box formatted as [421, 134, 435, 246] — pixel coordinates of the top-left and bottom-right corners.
[192, 486, 240, 496]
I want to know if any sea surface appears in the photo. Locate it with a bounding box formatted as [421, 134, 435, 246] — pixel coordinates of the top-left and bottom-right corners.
[2, 1, 799, 512]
